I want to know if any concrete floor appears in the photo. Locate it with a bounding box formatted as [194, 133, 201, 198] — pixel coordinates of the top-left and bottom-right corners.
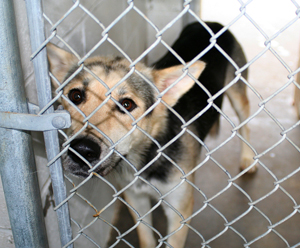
[107, 1, 300, 247]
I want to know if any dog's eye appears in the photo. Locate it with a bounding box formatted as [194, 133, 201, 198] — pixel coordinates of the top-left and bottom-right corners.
[118, 98, 137, 113]
[68, 88, 85, 105]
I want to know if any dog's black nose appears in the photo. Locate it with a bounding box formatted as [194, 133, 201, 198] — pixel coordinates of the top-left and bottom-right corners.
[68, 138, 101, 167]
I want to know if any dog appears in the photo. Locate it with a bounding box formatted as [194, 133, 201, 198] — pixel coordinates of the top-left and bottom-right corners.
[47, 22, 253, 248]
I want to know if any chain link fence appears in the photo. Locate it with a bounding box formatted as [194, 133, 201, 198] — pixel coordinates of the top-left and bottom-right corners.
[39, 0, 300, 247]
[1, 0, 300, 247]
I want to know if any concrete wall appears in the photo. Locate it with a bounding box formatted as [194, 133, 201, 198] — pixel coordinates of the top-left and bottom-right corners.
[0, 0, 200, 247]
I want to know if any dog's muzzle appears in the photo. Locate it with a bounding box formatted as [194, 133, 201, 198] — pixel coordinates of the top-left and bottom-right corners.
[65, 137, 123, 177]
[67, 138, 101, 177]
[69, 138, 101, 165]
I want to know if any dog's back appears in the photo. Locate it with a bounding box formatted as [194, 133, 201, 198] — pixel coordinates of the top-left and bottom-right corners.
[153, 22, 248, 140]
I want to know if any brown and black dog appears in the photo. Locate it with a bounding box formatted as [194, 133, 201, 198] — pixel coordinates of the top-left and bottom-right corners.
[47, 22, 253, 248]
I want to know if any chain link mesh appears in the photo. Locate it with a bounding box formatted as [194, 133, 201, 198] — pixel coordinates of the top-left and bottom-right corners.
[33, 0, 300, 247]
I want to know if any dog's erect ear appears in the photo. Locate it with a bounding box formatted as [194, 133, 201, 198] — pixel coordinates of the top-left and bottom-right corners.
[46, 43, 78, 84]
[153, 61, 206, 106]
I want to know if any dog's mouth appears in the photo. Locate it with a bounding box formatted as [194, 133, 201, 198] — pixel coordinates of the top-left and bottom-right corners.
[70, 164, 115, 178]
[64, 137, 122, 178]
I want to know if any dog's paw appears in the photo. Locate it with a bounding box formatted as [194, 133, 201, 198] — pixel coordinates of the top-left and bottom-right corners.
[240, 157, 257, 173]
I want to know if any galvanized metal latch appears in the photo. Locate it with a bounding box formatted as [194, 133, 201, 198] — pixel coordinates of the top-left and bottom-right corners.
[0, 103, 71, 131]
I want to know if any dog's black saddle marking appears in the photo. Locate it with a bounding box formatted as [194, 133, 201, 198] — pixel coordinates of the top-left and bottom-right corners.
[143, 22, 244, 181]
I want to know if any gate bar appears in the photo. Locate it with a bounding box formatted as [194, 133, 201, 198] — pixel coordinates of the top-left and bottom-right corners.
[25, 0, 73, 247]
[0, 0, 49, 247]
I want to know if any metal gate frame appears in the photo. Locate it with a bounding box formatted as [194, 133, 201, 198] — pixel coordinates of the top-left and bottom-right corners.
[0, 0, 73, 247]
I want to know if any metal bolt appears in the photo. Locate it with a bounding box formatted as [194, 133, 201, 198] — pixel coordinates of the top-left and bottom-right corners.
[52, 116, 66, 129]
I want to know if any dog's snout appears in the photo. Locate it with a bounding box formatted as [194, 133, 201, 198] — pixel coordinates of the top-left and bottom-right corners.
[69, 138, 101, 165]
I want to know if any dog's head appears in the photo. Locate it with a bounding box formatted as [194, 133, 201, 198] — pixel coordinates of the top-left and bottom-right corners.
[47, 43, 205, 177]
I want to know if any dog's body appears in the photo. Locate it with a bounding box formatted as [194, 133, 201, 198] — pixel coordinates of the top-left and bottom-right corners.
[47, 22, 253, 248]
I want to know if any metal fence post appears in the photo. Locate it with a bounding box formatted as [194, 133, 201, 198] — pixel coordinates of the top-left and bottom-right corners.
[25, 0, 73, 247]
[0, 0, 49, 247]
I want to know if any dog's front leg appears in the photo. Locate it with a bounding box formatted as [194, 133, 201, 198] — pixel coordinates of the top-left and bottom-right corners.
[162, 181, 194, 248]
[123, 190, 156, 248]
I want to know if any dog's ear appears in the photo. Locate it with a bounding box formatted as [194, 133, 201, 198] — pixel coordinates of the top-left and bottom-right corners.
[153, 61, 206, 106]
[46, 43, 78, 84]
